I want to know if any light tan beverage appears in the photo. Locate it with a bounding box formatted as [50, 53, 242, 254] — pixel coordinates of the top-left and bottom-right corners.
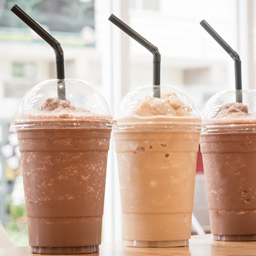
[114, 86, 201, 247]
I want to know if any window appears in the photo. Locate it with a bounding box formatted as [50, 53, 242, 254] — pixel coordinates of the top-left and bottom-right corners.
[130, 0, 160, 11]
[12, 62, 36, 79]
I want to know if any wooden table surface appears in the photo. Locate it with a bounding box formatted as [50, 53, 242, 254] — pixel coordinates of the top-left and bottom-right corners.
[1, 234, 256, 256]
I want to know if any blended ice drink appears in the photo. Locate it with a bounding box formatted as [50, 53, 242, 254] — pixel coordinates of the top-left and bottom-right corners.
[114, 85, 201, 247]
[11, 79, 112, 254]
[200, 90, 256, 241]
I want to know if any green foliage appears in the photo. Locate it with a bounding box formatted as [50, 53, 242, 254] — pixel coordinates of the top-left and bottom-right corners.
[5, 220, 28, 246]
[7, 0, 42, 11]
[9, 202, 26, 220]
[5, 202, 28, 246]
[0, 0, 95, 32]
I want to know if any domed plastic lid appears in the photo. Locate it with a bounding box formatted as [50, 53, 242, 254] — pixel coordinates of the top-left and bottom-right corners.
[202, 89, 256, 132]
[11, 79, 112, 131]
[115, 85, 201, 129]
[203, 89, 256, 121]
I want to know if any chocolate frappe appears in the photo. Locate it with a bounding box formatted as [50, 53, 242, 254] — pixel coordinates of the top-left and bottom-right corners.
[201, 90, 256, 241]
[11, 79, 112, 254]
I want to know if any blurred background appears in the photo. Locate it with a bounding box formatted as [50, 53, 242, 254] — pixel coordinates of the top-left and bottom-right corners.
[0, 0, 254, 245]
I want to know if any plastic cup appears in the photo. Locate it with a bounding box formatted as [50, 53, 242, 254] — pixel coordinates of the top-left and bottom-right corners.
[200, 89, 256, 241]
[10, 79, 112, 254]
[114, 85, 201, 247]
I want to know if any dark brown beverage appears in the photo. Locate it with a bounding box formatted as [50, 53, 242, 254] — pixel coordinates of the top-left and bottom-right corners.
[17, 123, 111, 254]
[11, 79, 113, 254]
[201, 94, 256, 241]
[201, 131, 256, 241]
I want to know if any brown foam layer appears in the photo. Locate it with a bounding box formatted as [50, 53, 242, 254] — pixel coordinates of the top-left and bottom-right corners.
[40, 98, 88, 113]
[203, 101, 256, 131]
[214, 102, 249, 119]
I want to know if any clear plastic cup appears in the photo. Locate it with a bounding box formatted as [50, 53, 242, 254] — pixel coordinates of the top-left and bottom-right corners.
[10, 79, 112, 254]
[114, 85, 201, 247]
[200, 89, 256, 241]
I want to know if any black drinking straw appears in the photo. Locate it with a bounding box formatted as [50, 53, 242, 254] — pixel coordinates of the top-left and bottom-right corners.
[109, 14, 161, 98]
[11, 4, 66, 100]
[200, 20, 242, 103]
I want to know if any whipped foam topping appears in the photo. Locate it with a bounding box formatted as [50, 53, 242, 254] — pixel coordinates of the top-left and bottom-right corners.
[133, 93, 193, 117]
[214, 102, 249, 119]
[41, 98, 89, 113]
[38, 97, 89, 119]
[12, 97, 112, 129]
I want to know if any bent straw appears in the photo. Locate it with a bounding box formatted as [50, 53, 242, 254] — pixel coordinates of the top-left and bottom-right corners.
[109, 14, 161, 98]
[200, 19, 242, 103]
[11, 4, 66, 100]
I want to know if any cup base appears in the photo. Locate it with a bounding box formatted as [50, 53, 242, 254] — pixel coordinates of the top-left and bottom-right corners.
[31, 245, 99, 254]
[125, 239, 188, 248]
[214, 234, 256, 242]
